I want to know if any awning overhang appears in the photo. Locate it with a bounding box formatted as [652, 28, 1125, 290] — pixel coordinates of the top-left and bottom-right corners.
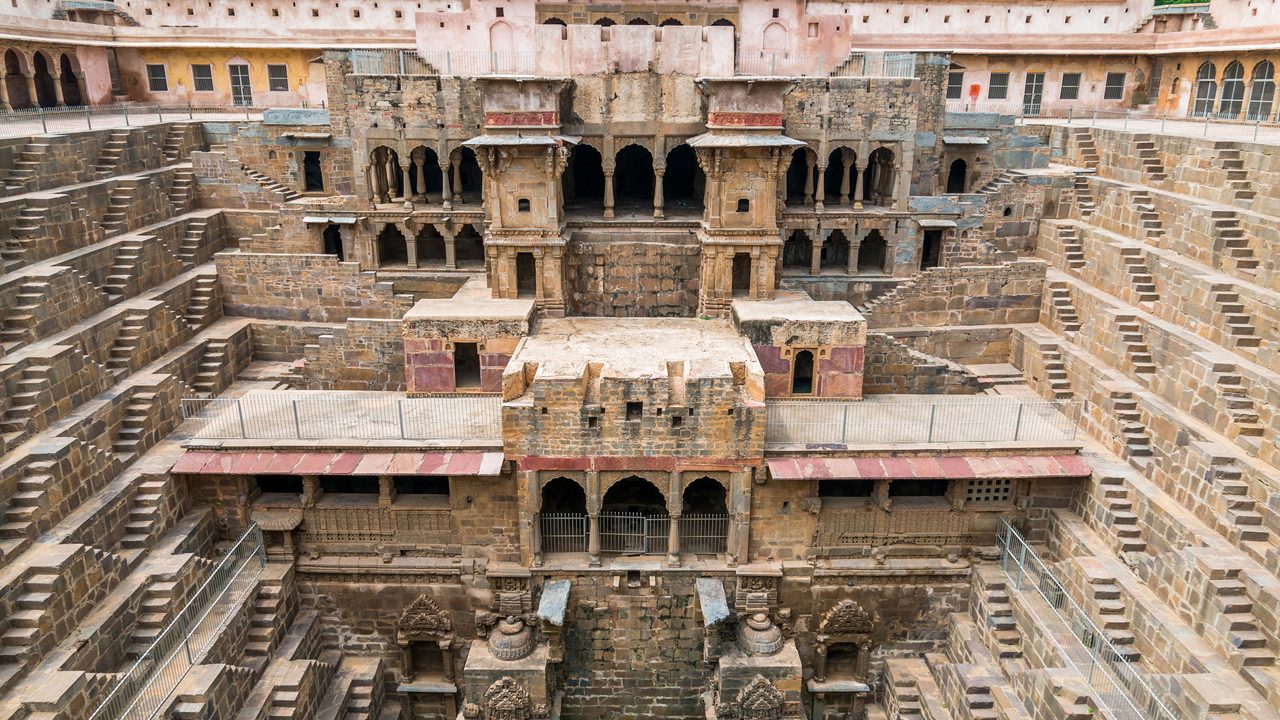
[766, 454, 1090, 480]
[943, 136, 989, 145]
[303, 215, 357, 225]
[686, 132, 806, 148]
[462, 134, 581, 147]
[917, 219, 958, 229]
[173, 451, 505, 476]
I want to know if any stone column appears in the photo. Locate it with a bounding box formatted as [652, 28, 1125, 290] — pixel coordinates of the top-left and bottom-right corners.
[667, 470, 682, 565]
[439, 163, 452, 210]
[814, 164, 826, 212]
[399, 163, 411, 202]
[413, 154, 427, 201]
[75, 75, 87, 107]
[378, 475, 394, 508]
[404, 224, 419, 269]
[364, 164, 376, 203]
[603, 171, 615, 219]
[587, 470, 601, 566]
[853, 162, 866, 210]
[810, 228, 823, 275]
[383, 158, 396, 203]
[51, 73, 65, 107]
[24, 73, 36, 107]
[452, 161, 463, 203]
[896, 144, 914, 211]
[0, 77, 11, 112]
[653, 168, 664, 219]
[840, 149, 853, 205]
[443, 229, 457, 270]
[847, 238, 860, 275]
[803, 153, 815, 206]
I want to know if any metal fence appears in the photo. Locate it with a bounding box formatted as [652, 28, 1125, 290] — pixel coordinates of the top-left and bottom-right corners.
[600, 512, 669, 555]
[764, 398, 1079, 446]
[89, 524, 266, 720]
[540, 513, 589, 553]
[348, 49, 541, 77]
[180, 393, 503, 442]
[735, 50, 916, 79]
[948, 101, 1280, 143]
[0, 103, 270, 139]
[996, 520, 1180, 720]
[537, 513, 729, 556]
[680, 515, 729, 555]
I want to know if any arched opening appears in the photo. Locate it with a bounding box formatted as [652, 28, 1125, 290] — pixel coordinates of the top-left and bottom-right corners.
[601, 476, 668, 554]
[417, 225, 446, 266]
[659, 18, 683, 27]
[821, 230, 849, 270]
[377, 224, 408, 266]
[732, 253, 752, 296]
[322, 224, 344, 261]
[455, 224, 484, 268]
[32, 52, 57, 108]
[762, 22, 787, 52]
[4, 50, 30, 109]
[627, 18, 651, 25]
[1219, 61, 1245, 119]
[1248, 61, 1275, 121]
[680, 477, 728, 555]
[857, 230, 887, 274]
[711, 18, 735, 29]
[862, 147, 895, 206]
[783, 230, 811, 270]
[921, 230, 943, 269]
[539, 477, 588, 554]
[451, 147, 483, 204]
[408, 146, 442, 199]
[566, 144, 604, 210]
[826, 644, 860, 679]
[1193, 62, 1217, 117]
[303, 151, 324, 192]
[58, 54, 81, 106]
[369, 146, 403, 203]
[785, 148, 814, 206]
[825, 148, 854, 203]
[515, 252, 537, 298]
[594, 17, 617, 27]
[946, 159, 967, 194]
[489, 21, 514, 50]
[663, 144, 704, 214]
[543, 17, 567, 26]
[614, 144, 654, 208]
[792, 349, 815, 394]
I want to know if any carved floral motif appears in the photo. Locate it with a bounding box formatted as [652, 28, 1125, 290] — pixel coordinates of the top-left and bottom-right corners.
[398, 593, 452, 637]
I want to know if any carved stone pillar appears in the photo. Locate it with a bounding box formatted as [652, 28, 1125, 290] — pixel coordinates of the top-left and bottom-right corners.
[24, 73, 36, 107]
[847, 238, 860, 276]
[839, 149, 853, 205]
[75, 75, 87, 107]
[853, 162, 866, 210]
[587, 470, 601, 566]
[405, 223, 419, 269]
[803, 153, 815, 206]
[667, 470, 682, 565]
[603, 171, 615, 219]
[810, 228, 823, 276]
[399, 163, 411, 202]
[452, 161, 462, 203]
[383, 157, 396, 203]
[442, 229, 457, 270]
[814, 164, 826, 212]
[653, 168, 665, 219]
[412, 153, 427, 201]
[0, 77, 11, 112]
[51, 73, 64, 107]
[440, 163, 452, 210]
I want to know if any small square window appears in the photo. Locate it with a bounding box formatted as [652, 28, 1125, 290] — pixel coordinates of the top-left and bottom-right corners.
[312, 8, 319, 16]
[1059, 72, 1081, 100]
[1103, 72, 1126, 100]
[736, 198, 750, 212]
[191, 64, 214, 92]
[353, 8, 360, 17]
[772, 8, 779, 18]
[965, 477, 1013, 504]
[671, 415, 683, 428]
[145, 64, 168, 93]
[946, 71, 964, 100]
[496, 6, 504, 17]
[227, 7, 235, 15]
[517, 198, 531, 211]
[626, 402, 643, 421]
[587, 416, 598, 429]
[988, 72, 1010, 100]
[267, 64, 289, 92]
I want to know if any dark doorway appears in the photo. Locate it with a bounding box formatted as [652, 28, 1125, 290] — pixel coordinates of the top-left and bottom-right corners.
[377, 224, 407, 265]
[921, 231, 942, 269]
[783, 230, 810, 270]
[890, 479, 950, 497]
[453, 342, 481, 388]
[543, 17, 567, 26]
[826, 644, 859, 678]
[594, 17, 617, 26]
[946, 159, 967, 194]
[731, 253, 751, 297]
[542, 477, 587, 515]
[614, 144, 654, 204]
[857, 230, 887, 274]
[821, 230, 850, 270]
[453, 147, 483, 202]
[659, 18, 683, 26]
[663, 144, 704, 213]
[791, 349, 815, 394]
[59, 54, 81, 106]
[4, 51, 30, 108]
[825, 148, 851, 202]
[455, 225, 484, 267]
[417, 225, 446, 265]
[303, 151, 324, 191]
[567, 145, 604, 208]
[627, 18, 651, 25]
[682, 477, 728, 515]
[785, 148, 813, 205]
[370, 146, 403, 202]
[711, 18, 735, 29]
[602, 476, 667, 515]
[32, 52, 57, 108]
[409, 146, 442, 198]
[322, 224, 344, 261]
[516, 252, 537, 298]
[863, 147, 895, 204]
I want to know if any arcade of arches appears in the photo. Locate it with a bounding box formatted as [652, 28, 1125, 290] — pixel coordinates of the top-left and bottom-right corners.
[1, 48, 85, 110]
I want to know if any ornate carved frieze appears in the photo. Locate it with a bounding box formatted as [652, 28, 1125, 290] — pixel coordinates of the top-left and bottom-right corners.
[716, 675, 785, 720]
[398, 593, 453, 640]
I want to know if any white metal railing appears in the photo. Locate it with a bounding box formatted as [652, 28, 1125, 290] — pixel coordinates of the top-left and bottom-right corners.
[180, 393, 502, 442]
[348, 49, 541, 77]
[765, 398, 1079, 445]
[89, 524, 266, 720]
[996, 520, 1181, 720]
[735, 50, 916, 79]
[949, 101, 1280, 143]
[0, 103, 270, 139]
[600, 512, 670, 555]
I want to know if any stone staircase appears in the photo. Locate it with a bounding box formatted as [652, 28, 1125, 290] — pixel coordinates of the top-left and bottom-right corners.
[0, 279, 45, 352]
[977, 170, 1015, 195]
[0, 364, 51, 450]
[94, 130, 131, 179]
[245, 582, 286, 670]
[1129, 190, 1164, 240]
[112, 391, 156, 463]
[4, 141, 50, 193]
[183, 275, 220, 328]
[2, 205, 47, 272]
[1112, 392, 1154, 463]
[101, 180, 142, 235]
[125, 577, 179, 659]
[975, 573, 1024, 660]
[121, 476, 169, 551]
[1118, 247, 1158, 304]
[1132, 134, 1167, 181]
[1207, 573, 1277, 672]
[1211, 366, 1266, 451]
[240, 163, 301, 202]
[1, 461, 56, 542]
[1072, 175, 1096, 219]
[163, 124, 189, 163]
[1042, 346, 1073, 401]
[1211, 210, 1258, 273]
[168, 167, 196, 215]
[1097, 475, 1147, 554]
[191, 340, 230, 395]
[1046, 282, 1081, 333]
[1058, 224, 1086, 270]
[0, 572, 60, 669]
[1071, 128, 1100, 169]
[1213, 144, 1257, 205]
[102, 238, 146, 301]
[105, 311, 148, 378]
[1114, 316, 1156, 377]
[178, 217, 210, 268]
[1209, 284, 1262, 349]
[1079, 573, 1140, 660]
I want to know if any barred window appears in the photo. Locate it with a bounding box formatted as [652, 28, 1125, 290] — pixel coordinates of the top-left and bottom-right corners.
[988, 72, 1010, 100]
[1060, 72, 1082, 100]
[267, 64, 290, 92]
[145, 64, 168, 93]
[1104, 72, 1127, 100]
[191, 64, 214, 92]
[965, 477, 1013, 504]
[946, 71, 964, 100]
